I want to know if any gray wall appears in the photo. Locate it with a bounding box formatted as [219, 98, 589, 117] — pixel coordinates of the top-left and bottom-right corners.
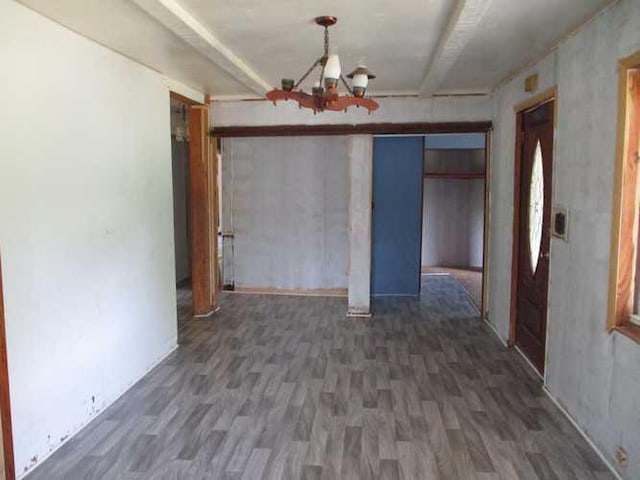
[223, 136, 349, 291]
[171, 138, 190, 283]
[422, 149, 484, 269]
[488, 0, 640, 477]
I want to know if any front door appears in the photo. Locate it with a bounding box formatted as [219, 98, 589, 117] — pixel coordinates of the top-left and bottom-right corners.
[515, 100, 554, 374]
[371, 136, 424, 295]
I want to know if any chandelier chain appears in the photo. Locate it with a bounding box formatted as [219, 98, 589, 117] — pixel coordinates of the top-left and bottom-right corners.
[324, 26, 329, 56]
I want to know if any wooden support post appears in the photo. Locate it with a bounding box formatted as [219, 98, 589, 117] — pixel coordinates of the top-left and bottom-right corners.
[189, 104, 219, 316]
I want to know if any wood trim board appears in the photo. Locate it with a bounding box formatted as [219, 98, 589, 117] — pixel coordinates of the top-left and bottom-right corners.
[607, 51, 640, 342]
[189, 105, 218, 315]
[210, 122, 492, 138]
[481, 130, 492, 320]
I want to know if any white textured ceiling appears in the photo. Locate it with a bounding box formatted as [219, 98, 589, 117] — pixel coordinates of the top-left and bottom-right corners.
[17, 0, 614, 99]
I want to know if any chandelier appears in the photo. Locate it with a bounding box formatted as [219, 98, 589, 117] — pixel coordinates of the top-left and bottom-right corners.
[266, 16, 379, 114]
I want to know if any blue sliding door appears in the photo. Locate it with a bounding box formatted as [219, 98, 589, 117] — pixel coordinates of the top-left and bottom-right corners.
[371, 136, 424, 295]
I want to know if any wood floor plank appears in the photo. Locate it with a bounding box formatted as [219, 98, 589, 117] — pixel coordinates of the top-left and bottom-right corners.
[23, 276, 615, 480]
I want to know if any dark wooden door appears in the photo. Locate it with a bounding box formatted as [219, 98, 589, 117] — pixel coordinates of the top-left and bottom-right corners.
[515, 101, 554, 374]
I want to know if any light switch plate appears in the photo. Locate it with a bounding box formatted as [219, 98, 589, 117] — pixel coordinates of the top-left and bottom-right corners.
[552, 205, 569, 241]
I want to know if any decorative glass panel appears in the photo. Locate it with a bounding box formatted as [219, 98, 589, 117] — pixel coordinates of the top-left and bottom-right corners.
[529, 141, 544, 274]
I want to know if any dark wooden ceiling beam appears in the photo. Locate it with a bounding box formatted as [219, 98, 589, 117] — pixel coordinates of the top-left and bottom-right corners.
[210, 121, 492, 137]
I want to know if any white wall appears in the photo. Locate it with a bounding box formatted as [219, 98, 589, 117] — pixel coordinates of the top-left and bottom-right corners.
[422, 179, 472, 267]
[422, 178, 484, 269]
[468, 179, 485, 268]
[421, 149, 485, 269]
[0, 2, 178, 476]
[223, 137, 349, 291]
[488, 0, 640, 478]
[212, 96, 491, 126]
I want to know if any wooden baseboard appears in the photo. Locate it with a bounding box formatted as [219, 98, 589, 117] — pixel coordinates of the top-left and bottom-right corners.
[233, 286, 348, 298]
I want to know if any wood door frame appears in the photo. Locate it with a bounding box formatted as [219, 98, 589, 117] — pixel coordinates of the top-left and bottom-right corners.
[0, 258, 16, 480]
[210, 121, 492, 138]
[481, 130, 492, 320]
[421, 134, 491, 317]
[170, 92, 220, 316]
[509, 87, 557, 348]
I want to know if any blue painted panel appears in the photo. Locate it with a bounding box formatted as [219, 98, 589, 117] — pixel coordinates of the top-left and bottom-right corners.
[424, 133, 485, 150]
[371, 136, 424, 295]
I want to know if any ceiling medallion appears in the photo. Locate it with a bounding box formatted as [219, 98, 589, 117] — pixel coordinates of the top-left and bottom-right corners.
[266, 16, 379, 114]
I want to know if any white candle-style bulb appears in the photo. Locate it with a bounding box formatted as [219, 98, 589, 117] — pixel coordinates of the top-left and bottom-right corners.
[324, 54, 341, 80]
[352, 73, 368, 89]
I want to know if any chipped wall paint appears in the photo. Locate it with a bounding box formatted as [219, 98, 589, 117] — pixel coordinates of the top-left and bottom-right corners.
[0, 2, 178, 476]
[488, 0, 640, 478]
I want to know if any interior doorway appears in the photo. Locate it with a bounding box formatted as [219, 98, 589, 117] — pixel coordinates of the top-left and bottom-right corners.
[370, 132, 489, 316]
[170, 95, 193, 329]
[0, 259, 15, 480]
[511, 95, 555, 375]
[421, 133, 487, 310]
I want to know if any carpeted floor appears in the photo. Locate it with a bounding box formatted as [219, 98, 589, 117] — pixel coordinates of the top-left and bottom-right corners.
[422, 267, 482, 308]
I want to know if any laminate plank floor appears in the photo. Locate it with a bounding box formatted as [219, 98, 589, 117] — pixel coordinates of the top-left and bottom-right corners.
[25, 276, 614, 480]
[422, 268, 482, 308]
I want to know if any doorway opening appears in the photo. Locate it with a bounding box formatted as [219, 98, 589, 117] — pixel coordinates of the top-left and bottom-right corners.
[510, 91, 556, 376]
[170, 92, 220, 332]
[170, 95, 193, 330]
[370, 132, 489, 318]
[421, 133, 486, 311]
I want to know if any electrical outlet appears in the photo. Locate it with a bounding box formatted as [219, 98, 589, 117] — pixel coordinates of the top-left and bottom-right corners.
[616, 446, 628, 467]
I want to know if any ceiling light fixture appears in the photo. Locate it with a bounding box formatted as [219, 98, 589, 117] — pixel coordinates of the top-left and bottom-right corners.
[266, 16, 379, 114]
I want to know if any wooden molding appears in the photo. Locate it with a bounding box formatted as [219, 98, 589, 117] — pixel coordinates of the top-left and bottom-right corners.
[210, 122, 492, 138]
[482, 130, 492, 320]
[0, 258, 15, 480]
[513, 87, 557, 113]
[189, 105, 220, 315]
[608, 52, 640, 332]
[170, 91, 202, 106]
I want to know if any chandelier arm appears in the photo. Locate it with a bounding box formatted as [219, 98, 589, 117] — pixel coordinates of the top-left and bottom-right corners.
[340, 74, 354, 96]
[319, 62, 326, 89]
[294, 58, 322, 89]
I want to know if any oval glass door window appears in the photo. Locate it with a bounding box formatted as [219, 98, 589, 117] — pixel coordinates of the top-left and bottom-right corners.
[529, 140, 544, 274]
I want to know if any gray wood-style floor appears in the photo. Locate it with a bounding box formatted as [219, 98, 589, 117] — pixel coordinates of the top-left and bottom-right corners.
[25, 276, 614, 480]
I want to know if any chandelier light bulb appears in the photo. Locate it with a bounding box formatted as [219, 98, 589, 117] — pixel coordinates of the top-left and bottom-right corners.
[352, 72, 368, 89]
[324, 54, 341, 80]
